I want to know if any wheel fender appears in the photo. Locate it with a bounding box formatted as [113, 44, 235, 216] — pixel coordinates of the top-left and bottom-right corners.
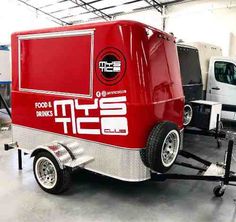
[31, 144, 70, 169]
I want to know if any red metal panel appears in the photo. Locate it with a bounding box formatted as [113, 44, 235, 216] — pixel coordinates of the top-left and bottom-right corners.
[11, 20, 184, 149]
[20, 35, 92, 96]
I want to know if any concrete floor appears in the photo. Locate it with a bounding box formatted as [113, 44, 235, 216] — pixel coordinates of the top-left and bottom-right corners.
[1, 128, 236, 222]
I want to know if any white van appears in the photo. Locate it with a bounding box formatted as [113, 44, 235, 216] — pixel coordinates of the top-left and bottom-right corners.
[189, 42, 236, 121]
[207, 57, 236, 120]
[189, 42, 223, 97]
[177, 44, 203, 125]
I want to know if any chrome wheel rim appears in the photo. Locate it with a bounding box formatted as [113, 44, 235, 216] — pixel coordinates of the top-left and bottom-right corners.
[161, 130, 180, 167]
[35, 157, 57, 189]
[184, 104, 193, 126]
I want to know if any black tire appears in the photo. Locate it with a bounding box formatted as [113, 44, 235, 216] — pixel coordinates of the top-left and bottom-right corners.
[33, 151, 71, 194]
[146, 121, 180, 173]
[183, 104, 193, 126]
[140, 148, 150, 168]
[213, 185, 225, 197]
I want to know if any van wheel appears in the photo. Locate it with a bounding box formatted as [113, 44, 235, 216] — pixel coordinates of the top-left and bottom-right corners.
[183, 104, 193, 126]
[146, 122, 180, 173]
[33, 152, 71, 194]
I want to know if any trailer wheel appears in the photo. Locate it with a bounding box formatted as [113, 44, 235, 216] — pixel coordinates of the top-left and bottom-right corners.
[213, 185, 225, 197]
[33, 152, 71, 194]
[146, 122, 180, 173]
[183, 104, 193, 126]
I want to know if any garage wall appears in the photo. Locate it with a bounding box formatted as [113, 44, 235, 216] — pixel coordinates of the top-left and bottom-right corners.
[117, 0, 236, 56]
[229, 33, 236, 57]
[2, 0, 236, 56]
[117, 9, 163, 29]
[0, 0, 54, 44]
[165, 0, 236, 56]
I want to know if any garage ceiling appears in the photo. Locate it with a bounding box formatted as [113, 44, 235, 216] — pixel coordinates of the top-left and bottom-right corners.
[17, 0, 186, 25]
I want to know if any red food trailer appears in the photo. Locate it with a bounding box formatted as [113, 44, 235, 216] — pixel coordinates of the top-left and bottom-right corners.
[7, 20, 184, 194]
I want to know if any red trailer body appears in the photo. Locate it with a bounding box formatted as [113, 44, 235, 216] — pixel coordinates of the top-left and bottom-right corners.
[10, 21, 184, 191]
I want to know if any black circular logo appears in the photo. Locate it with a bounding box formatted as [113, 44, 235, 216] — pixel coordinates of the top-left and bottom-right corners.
[95, 47, 126, 85]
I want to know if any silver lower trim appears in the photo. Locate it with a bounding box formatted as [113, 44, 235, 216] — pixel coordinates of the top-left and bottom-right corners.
[12, 125, 151, 182]
[12, 124, 143, 150]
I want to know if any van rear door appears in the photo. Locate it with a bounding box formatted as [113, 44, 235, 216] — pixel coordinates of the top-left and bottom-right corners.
[207, 57, 236, 120]
[177, 45, 203, 102]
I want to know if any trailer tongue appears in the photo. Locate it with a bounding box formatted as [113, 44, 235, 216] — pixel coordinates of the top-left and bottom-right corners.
[152, 130, 236, 197]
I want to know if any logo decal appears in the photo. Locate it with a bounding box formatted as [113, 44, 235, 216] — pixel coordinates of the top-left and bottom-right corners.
[95, 47, 126, 85]
[35, 91, 128, 136]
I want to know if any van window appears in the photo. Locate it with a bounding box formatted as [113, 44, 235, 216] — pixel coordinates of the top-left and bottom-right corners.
[177, 47, 202, 85]
[215, 61, 236, 86]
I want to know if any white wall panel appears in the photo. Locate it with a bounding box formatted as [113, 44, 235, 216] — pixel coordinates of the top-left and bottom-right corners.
[117, 9, 163, 30]
[0, 0, 55, 44]
[229, 33, 236, 56]
[165, 0, 236, 56]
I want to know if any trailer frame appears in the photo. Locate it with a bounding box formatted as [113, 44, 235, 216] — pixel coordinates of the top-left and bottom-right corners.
[151, 136, 235, 197]
[5, 127, 236, 197]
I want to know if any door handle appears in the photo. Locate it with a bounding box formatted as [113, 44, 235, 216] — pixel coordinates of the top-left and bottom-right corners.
[212, 87, 220, 90]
